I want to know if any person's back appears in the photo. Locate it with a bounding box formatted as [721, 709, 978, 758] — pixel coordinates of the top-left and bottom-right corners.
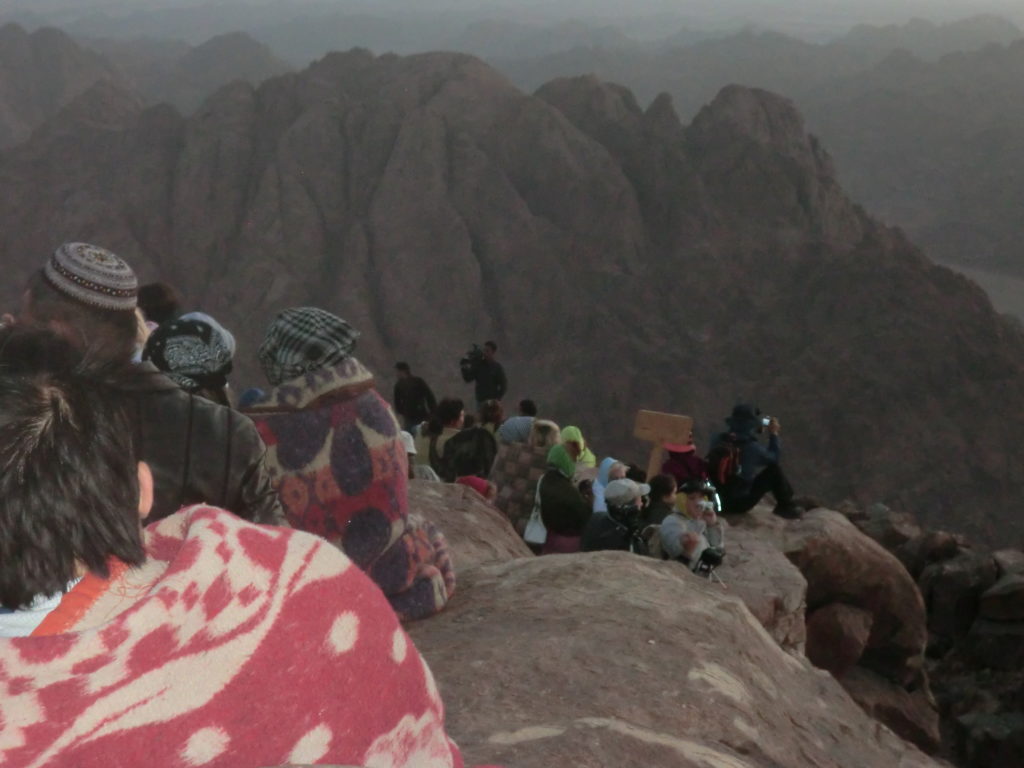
[14, 244, 282, 526]
[122, 365, 283, 524]
[393, 363, 437, 428]
[246, 308, 455, 621]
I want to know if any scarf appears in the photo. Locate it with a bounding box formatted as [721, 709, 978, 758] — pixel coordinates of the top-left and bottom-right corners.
[0, 506, 467, 768]
[143, 315, 234, 392]
[259, 307, 360, 386]
[246, 358, 455, 621]
[547, 443, 576, 479]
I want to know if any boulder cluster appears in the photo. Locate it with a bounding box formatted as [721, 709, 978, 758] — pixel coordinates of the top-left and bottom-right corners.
[407, 482, 955, 767]
[841, 501, 1024, 767]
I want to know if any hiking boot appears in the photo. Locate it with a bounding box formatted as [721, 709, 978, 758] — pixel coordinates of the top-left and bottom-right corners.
[772, 504, 804, 520]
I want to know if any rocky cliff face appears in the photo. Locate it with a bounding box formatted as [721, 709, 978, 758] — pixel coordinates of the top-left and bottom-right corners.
[0, 23, 124, 147]
[1, 50, 1023, 548]
[89, 31, 291, 114]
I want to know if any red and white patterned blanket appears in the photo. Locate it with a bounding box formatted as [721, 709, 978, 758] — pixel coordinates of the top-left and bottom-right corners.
[0, 506, 467, 768]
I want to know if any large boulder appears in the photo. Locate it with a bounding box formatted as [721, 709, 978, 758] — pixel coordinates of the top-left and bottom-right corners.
[806, 603, 874, 677]
[408, 480, 533, 569]
[409, 552, 942, 768]
[896, 531, 961, 580]
[993, 549, 1024, 578]
[979, 574, 1024, 622]
[717, 526, 807, 653]
[776, 509, 928, 685]
[854, 503, 924, 552]
[918, 551, 999, 640]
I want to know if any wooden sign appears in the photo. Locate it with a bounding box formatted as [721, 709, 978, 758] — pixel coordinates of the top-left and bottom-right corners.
[633, 410, 694, 482]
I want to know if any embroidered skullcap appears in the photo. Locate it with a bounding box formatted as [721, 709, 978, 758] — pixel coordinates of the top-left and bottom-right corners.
[143, 316, 234, 393]
[258, 307, 360, 386]
[44, 242, 138, 311]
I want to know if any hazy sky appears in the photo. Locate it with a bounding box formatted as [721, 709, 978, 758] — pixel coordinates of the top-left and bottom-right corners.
[3, 0, 1023, 39]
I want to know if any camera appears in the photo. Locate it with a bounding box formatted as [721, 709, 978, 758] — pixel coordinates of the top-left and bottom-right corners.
[761, 416, 772, 427]
[459, 344, 484, 383]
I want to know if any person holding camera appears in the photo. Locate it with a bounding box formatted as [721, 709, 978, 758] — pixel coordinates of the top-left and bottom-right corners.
[581, 478, 651, 554]
[660, 479, 726, 571]
[461, 341, 507, 409]
[708, 403, 800, 519]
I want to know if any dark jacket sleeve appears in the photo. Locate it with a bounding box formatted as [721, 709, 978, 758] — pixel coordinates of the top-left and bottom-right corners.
[495, 363, 508, 400]
[228, 412, 288, 526]
[422, 380, 437, 415]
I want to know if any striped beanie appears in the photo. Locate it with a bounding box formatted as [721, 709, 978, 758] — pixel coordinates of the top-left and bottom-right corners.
[44, 242, 138, 311]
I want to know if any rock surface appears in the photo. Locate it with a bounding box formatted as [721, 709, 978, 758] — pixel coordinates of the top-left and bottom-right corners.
[717, 527, 807, 653]
[806, 602, 874, 677]
[0, 23, 125, 147]
[841, 667, 942, 754]
[409, 552, 943, 768]
[979, 574, 1024, 622]
[407, 480, 532, 570]
[919, 552, 999, 640]
[855, 503, 924, 551]
[897, 531, 961, 580]
[781, 510, 928, 685]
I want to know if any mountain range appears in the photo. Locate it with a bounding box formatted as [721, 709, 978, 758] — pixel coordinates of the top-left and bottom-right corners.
[492, 20, 1024, 278]
[0, 44, 1022, 549]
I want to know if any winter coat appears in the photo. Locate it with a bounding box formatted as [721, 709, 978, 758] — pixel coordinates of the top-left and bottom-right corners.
[539, 469, 592, 536]
[121, 363, 283, 526]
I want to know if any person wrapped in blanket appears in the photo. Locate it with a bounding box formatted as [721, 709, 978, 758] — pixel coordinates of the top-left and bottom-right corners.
[659, 478, 727, 572]
[0, 326, 476, 768]
[243, 308, 455, 621]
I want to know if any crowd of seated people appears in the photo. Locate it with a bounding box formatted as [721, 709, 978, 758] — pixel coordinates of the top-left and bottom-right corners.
[0, 239, 804, 765]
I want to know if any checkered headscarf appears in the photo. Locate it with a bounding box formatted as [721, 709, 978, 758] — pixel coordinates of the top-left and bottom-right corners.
[258, 307, 360, 386]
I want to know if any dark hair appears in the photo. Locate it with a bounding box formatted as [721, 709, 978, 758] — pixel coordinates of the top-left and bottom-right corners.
[462, 414, 477, 429]
[436, 398, 464, 427]
[519, 399, 537, 417]
[484, 341, 497, 353]
[24, 270, 138, 364]
[626, 464, 648, 483]
[0, 326, 145, 610]
[649, 474, 676, 501]
[137, 282, 182, 326]
[395, 362, 410, 373]
[479, 399, 504, 426]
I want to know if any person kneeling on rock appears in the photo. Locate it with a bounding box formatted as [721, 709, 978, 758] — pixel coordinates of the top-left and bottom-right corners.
[660, 479, 726, 571]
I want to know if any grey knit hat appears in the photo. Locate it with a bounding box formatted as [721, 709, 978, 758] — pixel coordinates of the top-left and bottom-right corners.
[44, 242, 138, 311]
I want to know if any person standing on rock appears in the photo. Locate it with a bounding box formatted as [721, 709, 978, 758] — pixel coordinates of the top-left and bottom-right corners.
[467, 340, 507, 409]
[393, 361, 437, 431]
[708, 404, 801, 519]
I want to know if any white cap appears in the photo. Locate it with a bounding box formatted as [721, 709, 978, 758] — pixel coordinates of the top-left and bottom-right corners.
[400, 431, 417, 455]
[604, 478, 650, 506]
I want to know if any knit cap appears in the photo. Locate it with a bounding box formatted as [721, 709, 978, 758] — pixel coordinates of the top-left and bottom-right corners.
[44, 243, 138, 311]
[259, 307, 360, 386]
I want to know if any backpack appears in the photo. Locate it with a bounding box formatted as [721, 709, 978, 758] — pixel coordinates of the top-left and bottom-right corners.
[430, 427, 498, 483]
[706, 433, 743, 494]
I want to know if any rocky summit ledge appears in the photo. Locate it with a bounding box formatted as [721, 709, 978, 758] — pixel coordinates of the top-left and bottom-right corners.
[409, 547, 942, 768]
